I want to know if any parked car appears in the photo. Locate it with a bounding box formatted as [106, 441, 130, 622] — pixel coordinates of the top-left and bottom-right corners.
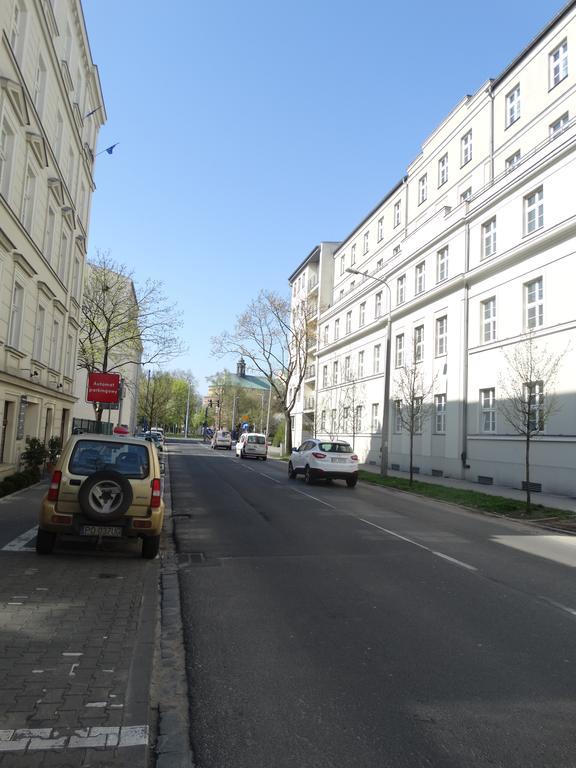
[37, 433, 165, 558]
[235, 432, 267, 460]
[145, 431, 164, 451]
[212, 430, 232, 450]
[288, 439, 358, 486]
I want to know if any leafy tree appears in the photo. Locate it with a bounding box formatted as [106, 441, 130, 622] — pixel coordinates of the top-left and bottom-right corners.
[498, 332, 566, 513]
[78, 251, 185, 422]
[211, 290, 316, 452]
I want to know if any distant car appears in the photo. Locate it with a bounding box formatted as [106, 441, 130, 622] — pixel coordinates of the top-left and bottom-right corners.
[235, 432, 267, 461]
[288, 439, 358, 487]
[212, 430, 232, 450]
[144, 431, 164, 451]
[37, 433, 165, 558]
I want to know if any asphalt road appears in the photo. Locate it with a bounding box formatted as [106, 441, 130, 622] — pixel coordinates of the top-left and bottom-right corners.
[170, 439, 576, 768]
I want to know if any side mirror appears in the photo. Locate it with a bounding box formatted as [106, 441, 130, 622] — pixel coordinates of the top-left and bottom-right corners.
[292, 447, 298, 453]
[160, 462, 165, 475]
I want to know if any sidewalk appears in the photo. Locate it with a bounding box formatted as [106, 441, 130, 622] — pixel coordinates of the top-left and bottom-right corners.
[358, 462, 576, 514]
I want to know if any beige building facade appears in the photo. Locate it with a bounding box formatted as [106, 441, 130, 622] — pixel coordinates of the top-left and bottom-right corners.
[0, 0, 104, 475]
[289, 2, 576, 495]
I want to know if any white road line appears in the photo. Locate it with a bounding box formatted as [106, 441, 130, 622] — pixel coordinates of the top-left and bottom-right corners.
[292, 489, 335, 508]
[1, 527, 38, 551]
[359, 518, 477, 571]
[256, 472, 281, 483]
[541, 597, 576, 617]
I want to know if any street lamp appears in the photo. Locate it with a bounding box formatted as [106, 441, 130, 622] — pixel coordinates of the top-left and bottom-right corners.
[346, 268, 392, 477]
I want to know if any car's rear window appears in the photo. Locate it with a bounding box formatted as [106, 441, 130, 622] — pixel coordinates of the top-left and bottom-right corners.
[247, 435, 266, 444]
[69, 440, 150, 478]
[318, 442, 353, 453]
[218, 432, 231, 438]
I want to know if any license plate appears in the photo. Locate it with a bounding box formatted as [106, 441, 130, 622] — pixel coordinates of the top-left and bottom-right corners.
[80, 525, 123, 538]
[331, 457, 347, 463]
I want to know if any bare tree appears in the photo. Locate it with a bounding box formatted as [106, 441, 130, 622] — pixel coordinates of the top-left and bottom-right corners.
[211, 290, 316, 453]
[393, 363, 437, 485]
[498, 332, 566, 513]
[317, 375, 363, 447]
[78, 251, 185, 422]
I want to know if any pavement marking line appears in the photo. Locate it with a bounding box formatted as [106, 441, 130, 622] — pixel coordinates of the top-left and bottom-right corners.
[0, 725, 148, 752]
[292, 488, 335, 508]
[360, 518, 477, 571]
[257, 472, 281, 483]
[540, 597, 576, 617]
[1, 527, 38, 551]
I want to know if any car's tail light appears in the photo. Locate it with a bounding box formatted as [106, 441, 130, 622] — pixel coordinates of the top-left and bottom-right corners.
[312, 452, 326, 459]
[133, 519, 152, 529]
[351, 455, 358, 461]
[150, 478, 162, 508]
[47, 470, 62, 502]
[51, 513, 72, 525]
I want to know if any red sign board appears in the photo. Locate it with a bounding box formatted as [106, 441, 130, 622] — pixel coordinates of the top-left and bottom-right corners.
[87, 372, 120, 403]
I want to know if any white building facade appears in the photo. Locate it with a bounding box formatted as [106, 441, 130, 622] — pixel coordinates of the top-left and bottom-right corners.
[289, 3, 576, 495]
[0, 0, 104, 475]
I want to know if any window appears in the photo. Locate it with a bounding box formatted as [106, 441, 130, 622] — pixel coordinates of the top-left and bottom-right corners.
[323, 325, 329, 345]
[331, 409, 337, 432]
[0, 119, 15, 198]
[414, 325, 424, 363]
[480, 388, 496, 432]
[395, 334, 404, 367]
[21, 165, 37, 231]
[333, 361, 338, 385]
[44, 207, 56, 264]
[344, 356, 351, 381]
[550, 40, 568, 88]
[334, 318, 340, 340]
[414, 397, 423, 434]
[377, 217, 384, 241]
[460, 187, 472, 202]
[373, 344, 381, 374]
[394, 400, 402, 432]
[415, 262, 425, 294]
[371, 403, 380, 432]
[359, 302, 366, 327]
[525, 277, 543, 329]
[355, 405, 363, 432]
[54, 111, 63, 160]
[351, 244, 356, 265]
[340, 255, 345, 275]
[550, 112, 569, 138]
[393, 245, 401, 256]
[525, 381, 544, 432]
[438, 154, 448, 186]
[375, 292, 382, 318]
[33, 304, 45, 361]
[339, 289, 344, 300]
[481, 297, 496, 342]
[50, 316, 61, 370]
[482, 218, 496, 259]
[435, 394, 446, 433]
[322, 365, 328, 387]
[506, 150, 521, 172]
[9, 0, 26, 61]
[66, 147, 75, 190]
[343, 406, 350, 429]
[65, 333, 74, 378]
[394, 201, 401, 227]
[33, 55, 47, 115]
[435, 316, 447, 357]
[376, 258, 383, 270]
[506, 84, 520, 127]
[358, 350, 364, 377]
[363, 231, 369, 254]
[418, 174, 427, 204]
[321, 411, 326, 431]
[397, 274, 406, 305]
[346, 311, 352, 334]
[461, 131, 472, 165]
[436, 247, 448, 283]
[72, 256, 81, 299]
[525, 187, 543, 234]
[8, 280, 24, 348]
[57, 230, 69, 282]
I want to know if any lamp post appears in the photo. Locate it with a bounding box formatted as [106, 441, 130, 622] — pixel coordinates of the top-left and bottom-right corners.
[346, 268, 392, 477]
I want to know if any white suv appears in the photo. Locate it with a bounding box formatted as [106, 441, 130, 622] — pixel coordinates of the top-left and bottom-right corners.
[288, 439, 358, 486]
[212, 430, 232, 450]
[236, 432, 267, 460]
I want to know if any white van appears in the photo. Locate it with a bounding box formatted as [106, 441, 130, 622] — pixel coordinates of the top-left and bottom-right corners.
[235, 432, 267, 460]
[212, 430, 232, 450]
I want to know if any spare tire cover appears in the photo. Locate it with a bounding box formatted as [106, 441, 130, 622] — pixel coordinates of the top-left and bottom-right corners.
[78, 470, 134, 522]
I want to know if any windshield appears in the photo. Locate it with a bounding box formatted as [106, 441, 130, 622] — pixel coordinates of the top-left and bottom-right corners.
[247, 435, 266, 444]
[69, 440, 150, 478]
[318, 442, 353, 453]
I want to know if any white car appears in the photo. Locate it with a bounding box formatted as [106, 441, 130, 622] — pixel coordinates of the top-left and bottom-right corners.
[235, 432, 267, 460]
[288, 439, 359, 486]
[212, 430, 232, 450]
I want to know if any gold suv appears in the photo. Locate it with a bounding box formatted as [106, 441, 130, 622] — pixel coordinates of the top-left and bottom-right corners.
[37, 434, 164, 559]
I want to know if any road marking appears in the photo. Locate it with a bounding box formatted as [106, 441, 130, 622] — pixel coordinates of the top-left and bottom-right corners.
[359, 518, 477, 571]
[292, 489, 335, 508]
[1, 527, 38, 551]
[257, 472, 280, 483]
[540, 597, 576, 617]
[0, 725, 148, 752]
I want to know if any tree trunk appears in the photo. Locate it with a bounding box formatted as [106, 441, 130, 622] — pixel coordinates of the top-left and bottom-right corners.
[284, 412, 292, 454]
[525, 433, 531, 515]
[409, 429, 414, 485]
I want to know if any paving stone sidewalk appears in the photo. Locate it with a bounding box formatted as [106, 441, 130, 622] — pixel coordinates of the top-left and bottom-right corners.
[0, 545, 158, 767]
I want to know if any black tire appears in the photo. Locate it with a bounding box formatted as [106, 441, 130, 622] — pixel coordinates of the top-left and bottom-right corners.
[346, 476, 358, 488]
[325, 477, 333, 484]
[142, 535, 160, 559]
[78, 470, 133, 522]
[261, 456, 267, 461]
[241, 450, 246, 459]
[288, 462, 297, 480]
[304, 466, 314, 485]
[36, 528, 56, 555]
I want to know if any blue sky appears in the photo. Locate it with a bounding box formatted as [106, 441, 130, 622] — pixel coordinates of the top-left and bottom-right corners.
[82, 0, 566, 394]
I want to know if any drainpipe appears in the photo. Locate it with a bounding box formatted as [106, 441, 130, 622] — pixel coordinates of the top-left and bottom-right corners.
[487, 80, 495, 183]
[460, 220, 471, 476]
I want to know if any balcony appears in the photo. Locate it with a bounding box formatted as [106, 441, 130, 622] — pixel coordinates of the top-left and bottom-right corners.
[308, 274, 319, 292]
[304, 365, 316, 380]
[303, 397, 315, 412]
